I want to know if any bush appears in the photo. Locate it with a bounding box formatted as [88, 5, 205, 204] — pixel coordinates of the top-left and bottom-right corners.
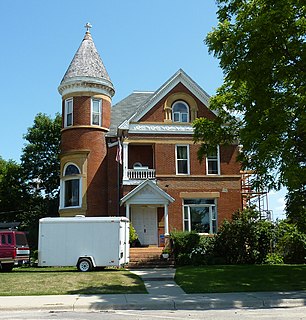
[170, 231, 216, 265]
[170, 231, 200, 265]
[264, 253, 284, 265]
[275, 221, 306, 264]
[169, 210, 306, 266]
[214, 208, 275, 264]
[189, 236, 216, 265]
[129, 223, 139, 246]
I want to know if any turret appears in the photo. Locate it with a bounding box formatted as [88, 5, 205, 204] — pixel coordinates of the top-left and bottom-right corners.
[58, 24, 114, 217]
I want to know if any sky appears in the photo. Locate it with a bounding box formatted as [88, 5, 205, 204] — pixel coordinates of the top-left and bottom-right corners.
[0, 0, 286, 220]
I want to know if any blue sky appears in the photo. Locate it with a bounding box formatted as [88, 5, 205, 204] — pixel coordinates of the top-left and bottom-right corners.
[0, 0, 286, 220]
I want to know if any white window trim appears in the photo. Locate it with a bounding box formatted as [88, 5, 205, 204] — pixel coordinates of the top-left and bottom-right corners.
[175, 144, 190, 175]
[59, 163, 82, 209]
[206, 145, 220, 175]
[64, 98, 73, 128]
[183, 200, 217, 235]
[172, 101, 190, 123]
[91, 98, 102, 126]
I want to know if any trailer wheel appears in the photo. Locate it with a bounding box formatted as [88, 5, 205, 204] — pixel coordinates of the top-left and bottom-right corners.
[77, 258, 93, 272]
[0, 263, 14, 272]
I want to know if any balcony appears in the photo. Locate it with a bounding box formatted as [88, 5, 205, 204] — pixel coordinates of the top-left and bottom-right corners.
[127, 168, 156, 180]
[123, 167, 156, 185]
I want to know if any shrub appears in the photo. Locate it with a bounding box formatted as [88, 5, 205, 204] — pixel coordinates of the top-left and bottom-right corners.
[264, 253, 284, 265]
[170, 231, 216, 265]
[129, 223, 139, 246]
[214, 208, 275, 264]
[170, 231, 200, 265]
[189, 236, 216, 265]
[275, 221, 306, 264]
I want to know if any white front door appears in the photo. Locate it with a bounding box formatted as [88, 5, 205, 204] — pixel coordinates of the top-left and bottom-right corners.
[131, 206, 158, 246]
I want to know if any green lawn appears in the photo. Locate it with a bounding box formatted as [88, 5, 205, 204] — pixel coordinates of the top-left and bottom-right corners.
[0, 267, 147, 296]
[175, 265, 306, 293]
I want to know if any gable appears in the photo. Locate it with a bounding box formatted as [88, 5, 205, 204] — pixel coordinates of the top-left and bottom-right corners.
[111, 69, 217, 137]
[139, 82, 216, 123]
[121, 180, 174, 205]
[131, 69, 215, 123]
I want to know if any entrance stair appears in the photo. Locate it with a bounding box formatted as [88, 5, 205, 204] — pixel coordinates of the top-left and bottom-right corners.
[128, 246, 174, 268]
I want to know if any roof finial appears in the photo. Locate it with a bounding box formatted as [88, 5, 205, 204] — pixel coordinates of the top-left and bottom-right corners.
[85, 22, 92, 32]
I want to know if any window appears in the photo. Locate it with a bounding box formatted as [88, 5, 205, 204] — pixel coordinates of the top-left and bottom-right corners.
[183, 199, 217, 234]
[172, 101, 189, 123]
[61, 163, 81, 208]
[64, 98, 73, 127]
[206, 146, 220, 175]
[91, 98, 102, 126]
[176, 145, 190, 174]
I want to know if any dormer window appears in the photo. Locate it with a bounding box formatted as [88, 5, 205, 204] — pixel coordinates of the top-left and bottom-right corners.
[91, 98, 102, 126]
[172, 101, 189, 123]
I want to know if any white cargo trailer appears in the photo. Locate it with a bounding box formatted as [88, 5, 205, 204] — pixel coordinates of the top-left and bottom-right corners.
[38, 216, 129, 271]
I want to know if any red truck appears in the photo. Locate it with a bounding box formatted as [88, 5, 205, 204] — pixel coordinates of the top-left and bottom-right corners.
[0, 230, 30, 271]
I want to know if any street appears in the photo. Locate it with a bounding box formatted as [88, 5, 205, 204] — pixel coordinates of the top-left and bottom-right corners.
[1, 308, 305, 320]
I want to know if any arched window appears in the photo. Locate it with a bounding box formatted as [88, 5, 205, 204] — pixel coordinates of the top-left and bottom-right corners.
[65, 164, 80, 175]
[62, 164, 81, 208]
[172, 101, 189, 123]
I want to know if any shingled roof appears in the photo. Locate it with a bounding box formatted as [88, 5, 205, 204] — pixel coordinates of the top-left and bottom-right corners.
[107, 92, 154, 137]
[60, 30, 113, 87]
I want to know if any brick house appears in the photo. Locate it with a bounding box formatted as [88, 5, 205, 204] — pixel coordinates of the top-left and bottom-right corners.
[58, 26, 242, 246]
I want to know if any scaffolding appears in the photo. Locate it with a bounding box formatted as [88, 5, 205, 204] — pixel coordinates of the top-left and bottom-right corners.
[241, 170, 272, 221]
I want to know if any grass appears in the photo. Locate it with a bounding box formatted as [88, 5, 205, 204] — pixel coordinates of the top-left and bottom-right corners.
[175, 265, 306, 293]
[0, 267, 147, 296]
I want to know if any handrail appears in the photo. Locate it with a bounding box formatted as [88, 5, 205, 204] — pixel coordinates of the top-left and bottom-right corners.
[127, 168, 156, 180]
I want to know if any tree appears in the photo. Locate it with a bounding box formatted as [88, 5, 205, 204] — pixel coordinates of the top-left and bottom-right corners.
[19, 113, 62, 247]
[193, 0, 305, 225]
[0, 157, 25, 222]
[0, 114, 61, 249]
[21, 113, 62, 203]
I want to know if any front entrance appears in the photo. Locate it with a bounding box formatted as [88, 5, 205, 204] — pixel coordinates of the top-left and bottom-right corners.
[131, 206, 158, 246]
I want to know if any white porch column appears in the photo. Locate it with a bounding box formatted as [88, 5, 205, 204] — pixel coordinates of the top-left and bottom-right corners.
[164, 204, 169, 236]
[126, 203, 130, 221]
[123, 142, 129, 181]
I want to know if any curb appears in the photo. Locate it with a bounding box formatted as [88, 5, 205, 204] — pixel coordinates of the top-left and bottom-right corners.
[1, 292, 305, 312]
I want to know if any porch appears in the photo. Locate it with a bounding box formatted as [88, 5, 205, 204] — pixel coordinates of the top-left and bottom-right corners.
[121, 180, 174, 247]
[122, 143, 156, 185]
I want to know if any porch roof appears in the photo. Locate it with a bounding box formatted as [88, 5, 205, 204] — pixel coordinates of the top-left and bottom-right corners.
[120, 179, 174, 206]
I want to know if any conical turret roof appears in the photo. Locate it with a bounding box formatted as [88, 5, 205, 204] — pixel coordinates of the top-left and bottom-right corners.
[58, 25, 115, 97]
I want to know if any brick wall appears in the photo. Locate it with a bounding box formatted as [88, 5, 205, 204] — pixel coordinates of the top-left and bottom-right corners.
[60, 91, 112, 217]
[140, 83, 216, 122]
[61, 96, 111, 128]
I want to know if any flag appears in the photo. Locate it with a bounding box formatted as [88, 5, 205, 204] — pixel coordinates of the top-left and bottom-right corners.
[116, 139, 122, 165]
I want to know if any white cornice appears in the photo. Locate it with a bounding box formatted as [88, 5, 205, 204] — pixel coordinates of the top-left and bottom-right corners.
[128, 122, 194, 134]
[58, 76, 115, 98]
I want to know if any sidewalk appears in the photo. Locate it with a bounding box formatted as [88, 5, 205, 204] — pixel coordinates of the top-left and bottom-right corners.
[0, 268, 305, 312]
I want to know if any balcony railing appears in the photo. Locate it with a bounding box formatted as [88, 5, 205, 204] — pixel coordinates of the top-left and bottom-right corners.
[127, 168, 156, 180]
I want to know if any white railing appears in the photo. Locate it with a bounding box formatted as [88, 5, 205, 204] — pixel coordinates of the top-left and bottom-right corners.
[127, 168, 156, 180]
